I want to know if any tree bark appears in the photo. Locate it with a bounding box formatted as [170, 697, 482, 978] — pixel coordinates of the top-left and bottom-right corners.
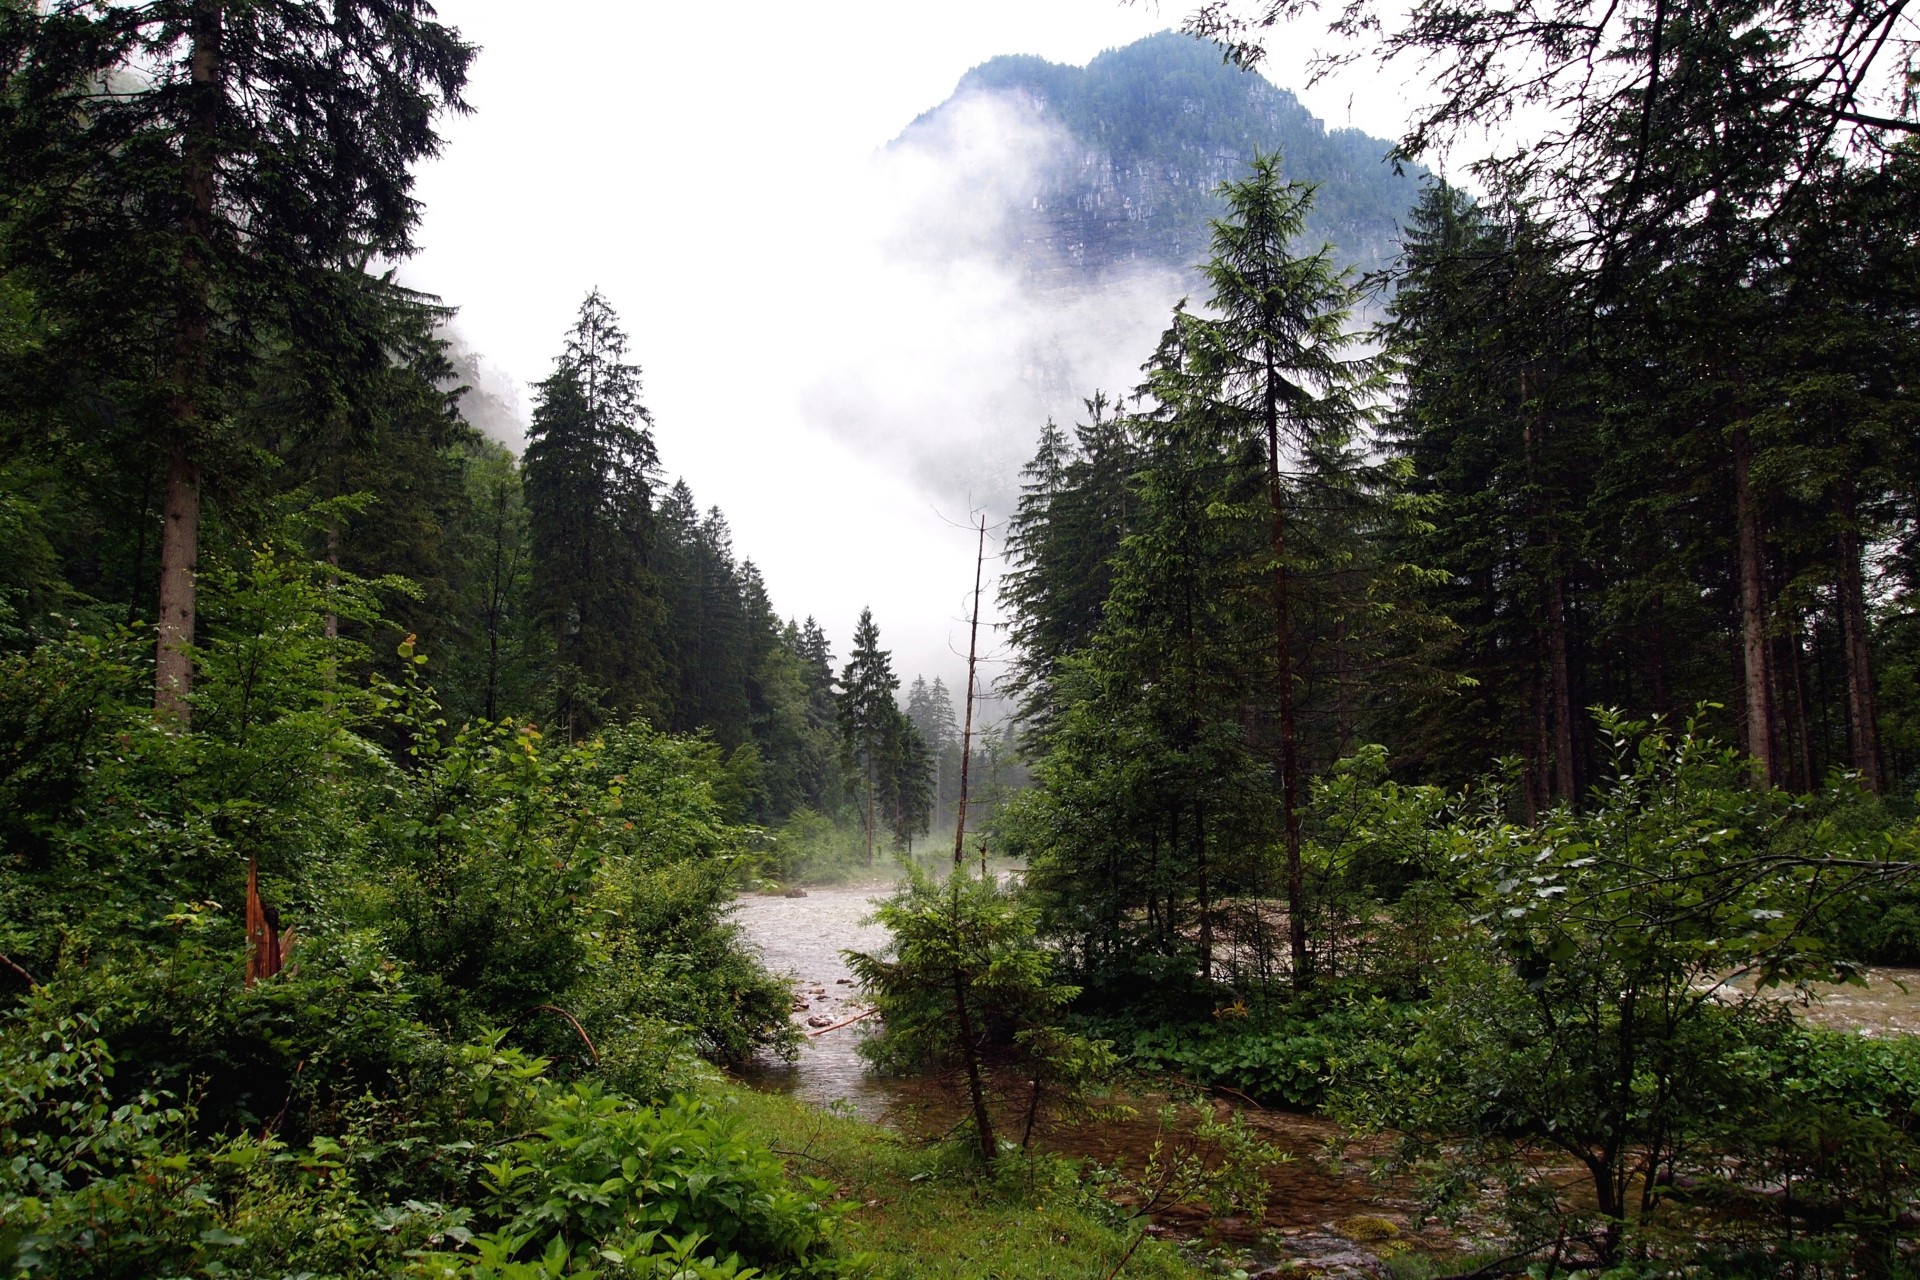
[1267, 377, 1307, 989]
[953, 516, 986, 867]
[952, 958, 996, 1165]
[1546, 572, 1578, 802]
[1532, 660, 1552, 821]
[1780, 612, 1815, 793]
[155, 0, 222, 722]
[1732, 427, 1776, 786]
[1194, 797, 1212, 983]
[154, 444, 201, 720]
[1835, 500, 1883, 792]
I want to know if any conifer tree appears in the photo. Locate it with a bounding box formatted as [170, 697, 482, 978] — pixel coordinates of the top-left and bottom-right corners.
[838, 608, 901, 866]
[1186, 151, 1382, 984]
[523, 290, 660, 737]
[0, 0, 474, 719]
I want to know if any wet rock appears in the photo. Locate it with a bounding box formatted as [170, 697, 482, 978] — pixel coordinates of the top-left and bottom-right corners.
[806, 1014, 834, 1028]
[1252, 1231, 1391, 1278]
[836, 978, 854, 985]
[783, 888, 808, 898]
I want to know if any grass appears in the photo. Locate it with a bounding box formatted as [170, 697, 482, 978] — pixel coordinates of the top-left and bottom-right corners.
[721, 1087, 1212, 1280]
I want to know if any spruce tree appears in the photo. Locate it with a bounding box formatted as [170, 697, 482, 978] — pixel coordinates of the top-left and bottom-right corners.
[838, 607, 901, 866]
[0, 0, 473, 719]
[522, 290, 660, 737]
[1188, 151, 1382, 984]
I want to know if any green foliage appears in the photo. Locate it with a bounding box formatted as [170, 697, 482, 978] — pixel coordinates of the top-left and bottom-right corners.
[1119, 999, 1414, 1110]
[523, 290, 662, 737]
[849, 869, 1115, 1160]
[417, 1054, 848, 1280]
[1331, 713, 1920, 1262]
[0, 533, 850, 1278]
[0, 1019, 851, 1280]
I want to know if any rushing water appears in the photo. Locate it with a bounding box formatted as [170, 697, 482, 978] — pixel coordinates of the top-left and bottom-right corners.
[732, 882, 901, 1119]
[1771, 967, 1920, 1035]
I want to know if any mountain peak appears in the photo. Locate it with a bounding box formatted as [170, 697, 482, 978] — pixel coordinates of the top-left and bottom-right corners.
[900, 31, 1423, 285]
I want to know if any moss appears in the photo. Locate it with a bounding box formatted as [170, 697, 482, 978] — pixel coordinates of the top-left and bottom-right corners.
[1334, 1214, 1401, 1243]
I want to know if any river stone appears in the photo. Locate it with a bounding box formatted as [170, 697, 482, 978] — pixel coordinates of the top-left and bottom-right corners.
[1250, 1232, 1392, 1278]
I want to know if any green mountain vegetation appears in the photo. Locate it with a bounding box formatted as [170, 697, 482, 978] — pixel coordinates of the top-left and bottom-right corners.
[901, 31, 1427, 279]
[4, 0, 1920, 1277]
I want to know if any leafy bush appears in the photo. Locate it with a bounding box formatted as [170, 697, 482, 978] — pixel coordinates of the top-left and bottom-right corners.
[1118, 998, 1413, 1109]
[1330, 713, 1920, 1268]
[0, 538, 847, 1278]
[0, 1019, 852, 1280]
[849, 869, 1116, 1163]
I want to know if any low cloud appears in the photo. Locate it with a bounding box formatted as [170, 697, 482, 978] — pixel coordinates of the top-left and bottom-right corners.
[794, 88, 1191, 519]
[438, 322, 529, 451]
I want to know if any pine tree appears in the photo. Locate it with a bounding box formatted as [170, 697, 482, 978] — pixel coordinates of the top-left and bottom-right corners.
[838, 607, 901, 866]
[522, 290, 660, 737]
[1187, 151, 1382, 984]
[907, 675, 960, 822]
[0, 0, 473, 719]
[882, 714, 935, 853]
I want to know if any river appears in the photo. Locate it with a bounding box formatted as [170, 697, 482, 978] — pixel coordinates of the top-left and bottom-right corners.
[731, 883, 1920, 1275]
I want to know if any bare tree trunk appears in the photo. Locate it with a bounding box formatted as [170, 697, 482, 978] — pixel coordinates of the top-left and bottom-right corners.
[863, 756, 875, 867]
[1732, 427, 1777, 786]
[1546, 573, 1578, 802]
[953, 958, 996, 1165]
[1531, 660, 1551, 821]
[1780, 610, 1815, 793]
[953, 516, 986, 867]
[155, 445, 201, 720]
[1333, 616, 1353, 758]
[1835, 502, 1883, 792]
[155, 0, 222, 723]
[1264, 354, 1307, 989]
[1194, 797, 1212, 983]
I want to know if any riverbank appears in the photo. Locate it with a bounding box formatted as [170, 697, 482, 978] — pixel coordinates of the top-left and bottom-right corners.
[725, 1087, 1211, 1280]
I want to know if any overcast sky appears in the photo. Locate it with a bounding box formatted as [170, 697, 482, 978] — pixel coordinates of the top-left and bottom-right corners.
[406, 0, 1421, 697]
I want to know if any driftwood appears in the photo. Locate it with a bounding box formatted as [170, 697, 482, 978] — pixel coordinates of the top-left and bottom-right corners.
[805, 1007, 878, 1037]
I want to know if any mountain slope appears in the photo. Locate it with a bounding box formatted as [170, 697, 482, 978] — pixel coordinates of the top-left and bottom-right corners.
[898, 31, 1425, 285]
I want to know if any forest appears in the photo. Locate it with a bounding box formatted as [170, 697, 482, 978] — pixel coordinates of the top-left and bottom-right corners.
[2, 0, 1919, 1278]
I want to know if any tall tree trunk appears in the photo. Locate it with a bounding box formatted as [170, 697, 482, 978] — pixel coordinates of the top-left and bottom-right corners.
[1835, 498, 1883, 792]
[953, 516, 986, 866]
[1532, 660, 1552, 821]
[1780, 611, 1815, 793]
[155, 0, 222, 722]
[1265, 358, 1307, 989]
[1732, 428, 1776, 786]
[863, 755, 876, 867]
[952, 955, 996, 1165]
[1546, 573, 1578, 802]
[1332, 615, 1354, 758]
[1194, 797, 1212, 983]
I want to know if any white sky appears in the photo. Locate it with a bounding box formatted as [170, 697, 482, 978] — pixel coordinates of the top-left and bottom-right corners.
[406, 1, 1423, 694]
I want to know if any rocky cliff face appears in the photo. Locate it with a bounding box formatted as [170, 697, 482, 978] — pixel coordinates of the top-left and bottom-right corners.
[897, 31, 1424, 288]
